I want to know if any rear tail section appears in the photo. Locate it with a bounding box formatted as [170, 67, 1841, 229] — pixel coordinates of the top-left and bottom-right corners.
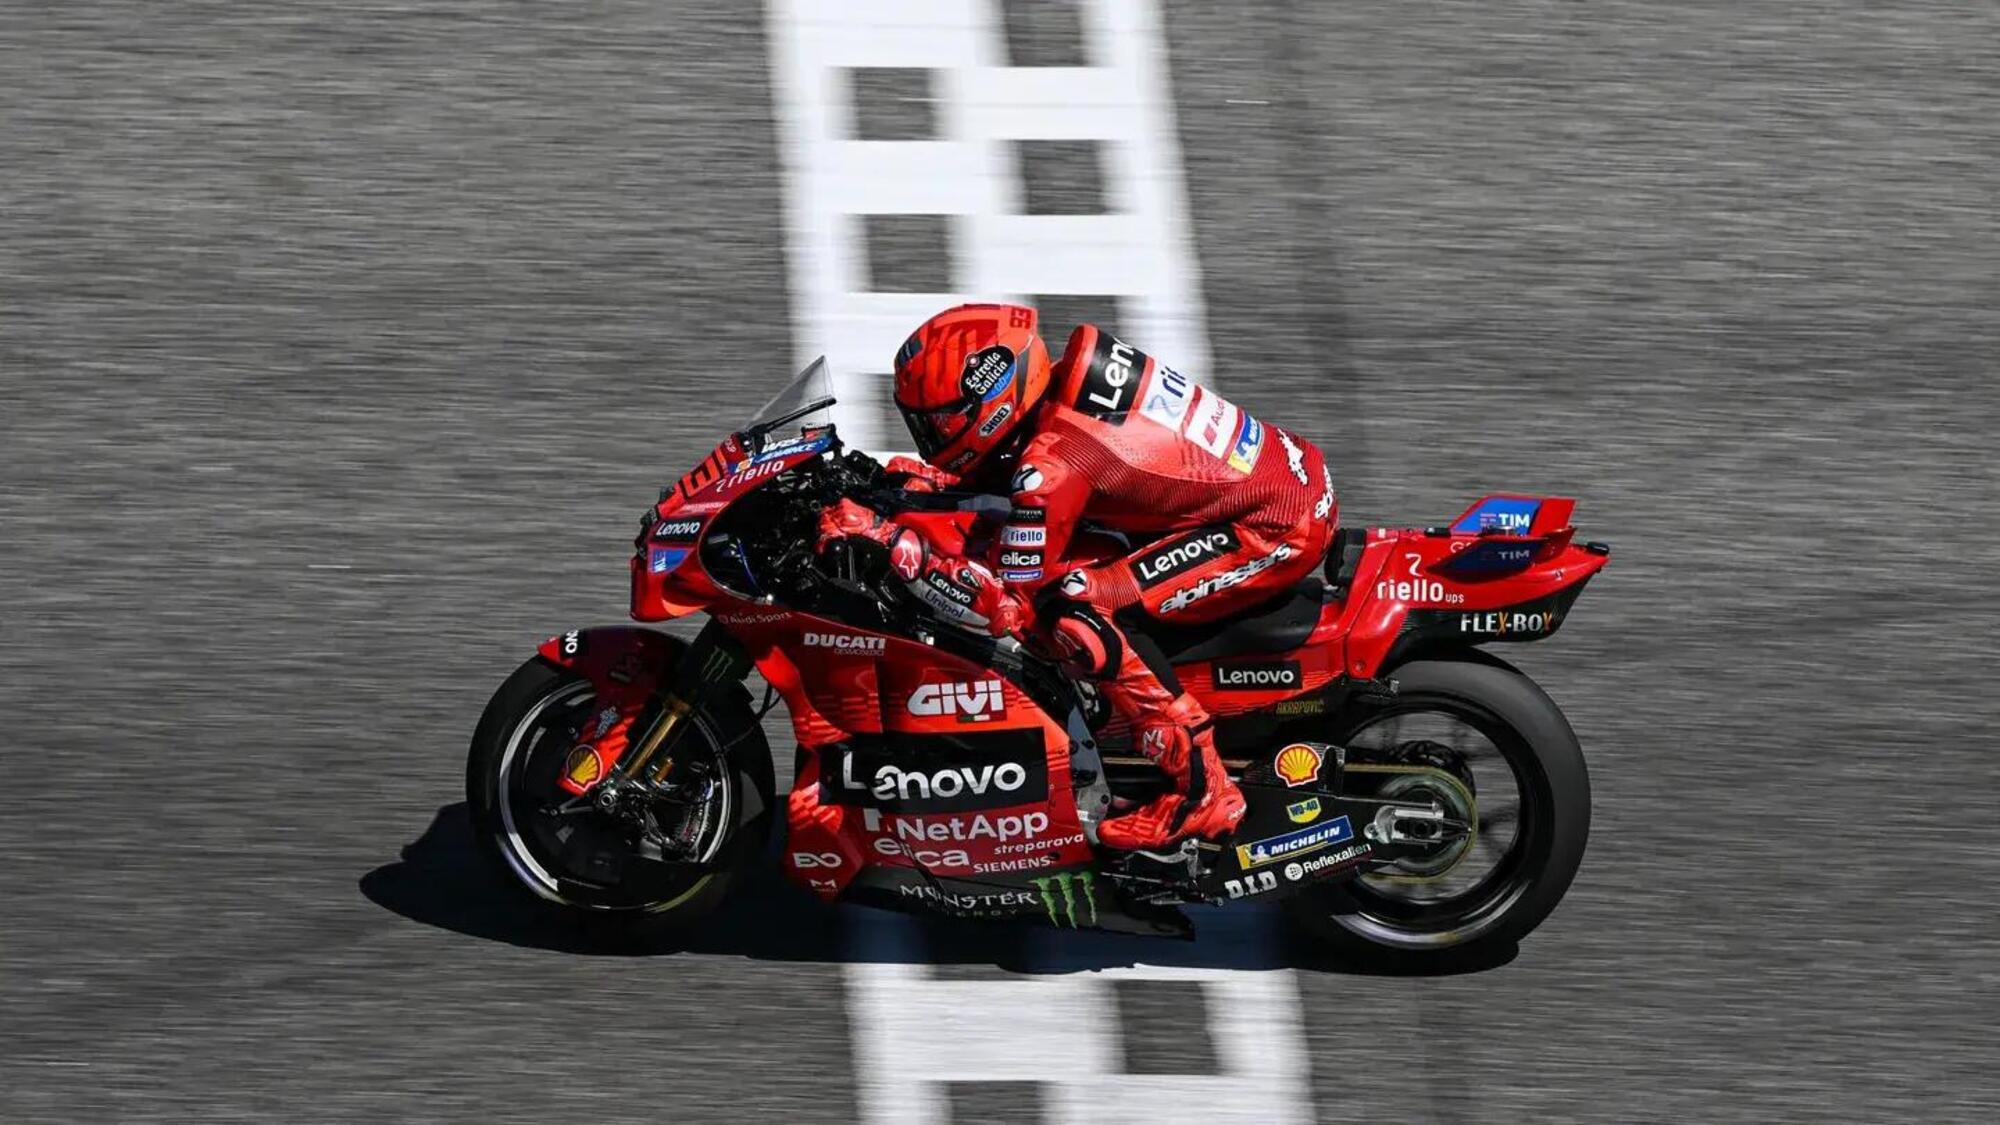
[1333, 494, 1610, 676]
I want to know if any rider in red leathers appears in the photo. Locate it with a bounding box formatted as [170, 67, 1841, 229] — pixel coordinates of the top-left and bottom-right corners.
[817, 303, 1337, 852]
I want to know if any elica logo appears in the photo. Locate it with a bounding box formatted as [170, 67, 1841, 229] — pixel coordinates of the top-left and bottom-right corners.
[1459, 608, 1559, 636]
[998, 550, 1041, 569]
[1132, 527, 1239, 589]
[873, 836, 970, 870]
[1212, 661, 1301, 690]
[804, 632, 887, 654]
[908, 679, 1004, 721]
[840, 755, 1029, 803]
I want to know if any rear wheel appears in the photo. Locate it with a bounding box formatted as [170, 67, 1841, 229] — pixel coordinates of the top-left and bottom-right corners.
[466, 655, 773, 943]
[1283, 659, 1590, 965]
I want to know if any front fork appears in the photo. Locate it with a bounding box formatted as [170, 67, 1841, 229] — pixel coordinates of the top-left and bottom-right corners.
[556, 620, 753, 810]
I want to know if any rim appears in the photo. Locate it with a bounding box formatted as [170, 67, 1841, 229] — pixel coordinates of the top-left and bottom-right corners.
[1320, 693, 1548, 949]
[494, 680, 732, 914]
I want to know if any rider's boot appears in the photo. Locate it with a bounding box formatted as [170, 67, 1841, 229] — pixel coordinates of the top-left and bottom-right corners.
[1097, 696, 1246, 852]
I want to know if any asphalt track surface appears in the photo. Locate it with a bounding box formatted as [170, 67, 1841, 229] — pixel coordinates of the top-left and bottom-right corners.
[4, 2, 1998, 1122]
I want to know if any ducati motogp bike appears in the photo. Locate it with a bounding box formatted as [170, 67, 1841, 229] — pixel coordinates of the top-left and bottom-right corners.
[467, 359, 1609, 963]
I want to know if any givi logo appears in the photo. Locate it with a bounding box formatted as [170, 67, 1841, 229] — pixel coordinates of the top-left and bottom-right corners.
[908, 679, 1004, 721]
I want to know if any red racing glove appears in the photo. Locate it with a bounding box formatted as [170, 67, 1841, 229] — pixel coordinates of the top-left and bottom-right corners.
[818, 500, 1026, 640]
[883, 455, 958, 495]
[815, 498, 895, 551]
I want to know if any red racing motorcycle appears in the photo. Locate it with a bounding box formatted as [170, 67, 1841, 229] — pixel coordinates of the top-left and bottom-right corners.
[467, 359, 1609, 962]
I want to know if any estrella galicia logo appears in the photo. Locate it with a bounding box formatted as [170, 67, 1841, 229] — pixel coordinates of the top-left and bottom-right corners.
[1451, 496, 1540, 536]
[1130, 526, 1240, 589]
[1234, 816, 1354, 871]
[961, 345, 1017, 402]
[1211, 659, 1301, 691]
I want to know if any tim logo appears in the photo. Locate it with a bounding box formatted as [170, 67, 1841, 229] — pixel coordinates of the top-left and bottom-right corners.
[908, 679, 1005, 722]
[1451, 496, 1540, 536]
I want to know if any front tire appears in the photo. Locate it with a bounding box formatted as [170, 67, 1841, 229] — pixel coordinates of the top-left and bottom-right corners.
[466, 653, 773, 944]
[1284, 658, 1591, 966]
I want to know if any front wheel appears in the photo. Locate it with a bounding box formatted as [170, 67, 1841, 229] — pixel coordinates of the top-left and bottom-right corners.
[466, 654, 773, 944]
[1284, 658, 1591, 966]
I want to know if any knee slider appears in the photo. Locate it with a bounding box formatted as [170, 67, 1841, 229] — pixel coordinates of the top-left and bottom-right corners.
[1049, 605, 1121, 678]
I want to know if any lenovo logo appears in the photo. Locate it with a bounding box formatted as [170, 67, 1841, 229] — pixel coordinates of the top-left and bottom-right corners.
[1131, 527, 1241, 589]
[1212, 661, 1302, 691]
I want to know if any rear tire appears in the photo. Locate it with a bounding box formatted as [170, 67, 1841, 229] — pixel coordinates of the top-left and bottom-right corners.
[1283, 658, 1590, 967]
[466, 653, 773, 946]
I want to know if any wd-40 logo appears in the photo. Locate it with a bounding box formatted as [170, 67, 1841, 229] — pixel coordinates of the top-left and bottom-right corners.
[908, 679, 1004, 721]
[1031, 871, 1098, 928]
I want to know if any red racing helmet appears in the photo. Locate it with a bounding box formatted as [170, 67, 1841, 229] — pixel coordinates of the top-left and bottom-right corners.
[892, 303, 1051, 474]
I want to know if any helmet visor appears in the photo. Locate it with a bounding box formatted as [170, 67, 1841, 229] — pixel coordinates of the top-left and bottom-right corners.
[899, 397, 979, 461]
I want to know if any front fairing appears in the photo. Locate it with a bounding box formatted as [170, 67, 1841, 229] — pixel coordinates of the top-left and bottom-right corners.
[631, 428, 837, 621]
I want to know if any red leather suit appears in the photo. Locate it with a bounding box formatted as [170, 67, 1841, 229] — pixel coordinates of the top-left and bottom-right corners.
[894, 326, 1336, 764]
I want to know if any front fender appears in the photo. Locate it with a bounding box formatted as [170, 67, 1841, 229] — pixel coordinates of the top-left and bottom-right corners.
[537, 625, 686, 706]
[535, 626, 689, 794]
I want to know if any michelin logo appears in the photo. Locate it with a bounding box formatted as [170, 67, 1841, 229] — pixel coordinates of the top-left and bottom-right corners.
[1233, 816, 1354, 871]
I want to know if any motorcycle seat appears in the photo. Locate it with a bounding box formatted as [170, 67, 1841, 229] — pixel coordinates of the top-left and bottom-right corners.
[1145, 577, 1328, 664]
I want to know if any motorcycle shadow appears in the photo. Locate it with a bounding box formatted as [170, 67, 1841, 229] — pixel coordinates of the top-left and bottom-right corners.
[358, 803, 1514, 977]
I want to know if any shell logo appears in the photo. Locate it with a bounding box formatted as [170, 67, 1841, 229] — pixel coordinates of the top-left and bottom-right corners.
[564, 745, 604, 788]
[1273, 743, 1324, 788]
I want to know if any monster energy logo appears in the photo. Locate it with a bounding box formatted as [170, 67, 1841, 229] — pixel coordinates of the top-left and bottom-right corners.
[699, 648, 733, 682]
[1030, 871, 1098, 928]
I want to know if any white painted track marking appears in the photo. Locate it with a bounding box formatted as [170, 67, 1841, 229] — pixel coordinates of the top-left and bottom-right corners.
[767, 0, 1212, 452]
[845, 910, 1314, 1125]
[770, 3, 1305, 1121]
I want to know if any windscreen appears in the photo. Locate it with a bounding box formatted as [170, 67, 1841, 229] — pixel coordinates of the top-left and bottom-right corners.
[744, 357, 837, 432]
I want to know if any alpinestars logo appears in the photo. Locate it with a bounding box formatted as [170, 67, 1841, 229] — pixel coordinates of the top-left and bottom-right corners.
[1131, 527, 1240, 589]
[1011, 464, 1044, 493]
[1160, 544, 1294, 614]
[908, 679, 1004, 721]
[1031, 871, 1098, 927]
[1278, 428, 1309, 485]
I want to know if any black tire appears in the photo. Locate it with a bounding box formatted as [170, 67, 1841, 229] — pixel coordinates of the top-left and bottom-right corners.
[1283, 658, 1591, 966]
[466, 650, 774, 945]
